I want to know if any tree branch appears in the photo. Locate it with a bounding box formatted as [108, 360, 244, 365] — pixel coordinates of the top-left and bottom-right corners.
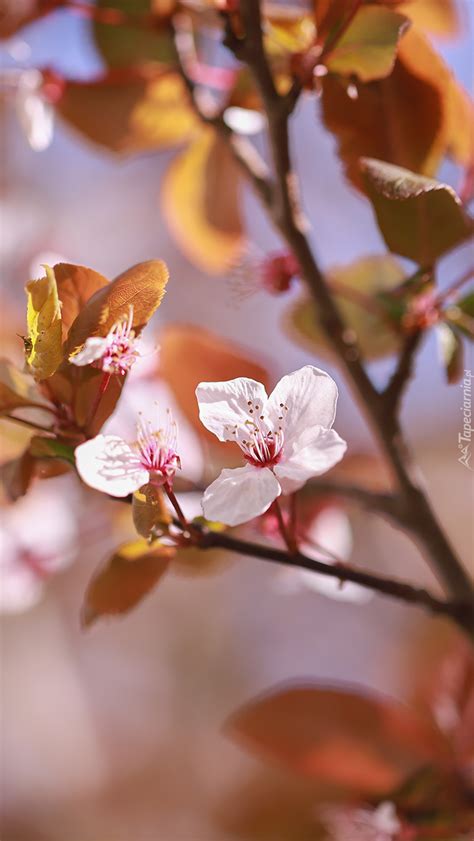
[382, 329, 423, 414]
[197, 528, 474, 632]
[224, 0, 473, 603]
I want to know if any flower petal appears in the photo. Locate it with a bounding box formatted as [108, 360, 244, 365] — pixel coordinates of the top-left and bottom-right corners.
[274, 426, 347, 493]
[70, 337, 107, 367]
[266, 366, 339, 448]
[196, 378, 268, 442]
[75, 434, 149, 497]
[202, 464, 280, 526]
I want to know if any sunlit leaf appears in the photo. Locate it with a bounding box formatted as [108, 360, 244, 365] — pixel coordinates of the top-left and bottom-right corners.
[161, 128, 244, 274]
[398, 0, 459, 38]
[132, 483, 171, 538]
[81, 539, 174, 627]
[286, 255, 404, 360]
[361, 158, 473, 265]
[0, 359, 50, 415]
[25, 265, 63, 380]
[321, 27, 467, 189]
[326, 6, 409, 82]
[58, 71, 198, 154]
[53, 263, 109, 340]
[436, 323, 464, 384]
[66, 259, 168, 355]
[159, 324, 270, 442]
[228, 684, 449, 797]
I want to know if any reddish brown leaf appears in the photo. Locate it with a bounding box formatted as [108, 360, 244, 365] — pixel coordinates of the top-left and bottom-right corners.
[58, 70, 198, 154]
[54, 263, 109, 341]
[66, 259, 168, 355]
[321, 27, 463, 189]
[81, 539, 174, 627]
[228, 684, 450, 796]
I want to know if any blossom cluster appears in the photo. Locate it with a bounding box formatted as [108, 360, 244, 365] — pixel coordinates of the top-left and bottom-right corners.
[75, 365, 347, 527]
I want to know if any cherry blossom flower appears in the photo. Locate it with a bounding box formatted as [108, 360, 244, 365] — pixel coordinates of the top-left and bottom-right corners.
[0, 478, 77, 614]
[69, 306, 140, 376]
[196, 365, 347, 526]
[75, 409, 181, 497]
[322, 801, 402, 841]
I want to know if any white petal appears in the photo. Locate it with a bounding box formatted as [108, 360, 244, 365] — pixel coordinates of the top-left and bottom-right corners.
[69, 337, 107, 367]
[202, 465, 280, 526]
[196, 378, 268, 442]
[266, 366, 339, 449]
[274, 426, 347, 493]
[75, 435, 149, 497]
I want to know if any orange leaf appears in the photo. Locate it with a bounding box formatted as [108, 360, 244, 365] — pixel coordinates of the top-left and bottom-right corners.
[58, 70, 198, 154]
[228, 684, 450, 796]
[81, 539, 174, 627]
[161, 128, 244, 274]
[321, 27, 466, 189]
[54, 263, 109, 341]
[66, 259, 168, 355]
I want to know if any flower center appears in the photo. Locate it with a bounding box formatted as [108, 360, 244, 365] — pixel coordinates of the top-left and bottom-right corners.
[101, 307, 140, 375]
[240, 428, 284, 467]
[136, 411, 180, 486]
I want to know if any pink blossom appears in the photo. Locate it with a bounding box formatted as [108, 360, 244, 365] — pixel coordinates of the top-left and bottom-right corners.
[69, 306, 140, 376]
[75, 409, 181, 497]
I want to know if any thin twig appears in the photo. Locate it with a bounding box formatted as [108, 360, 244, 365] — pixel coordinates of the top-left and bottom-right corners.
[197, 528, 474, 631]
[383, 329, 423, 414]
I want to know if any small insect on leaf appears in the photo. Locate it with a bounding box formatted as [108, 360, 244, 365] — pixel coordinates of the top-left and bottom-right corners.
[24, 265, 64, 381]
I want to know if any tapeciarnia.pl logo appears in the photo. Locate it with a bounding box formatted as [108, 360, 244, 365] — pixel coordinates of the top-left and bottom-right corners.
[458, 369, 472, 470]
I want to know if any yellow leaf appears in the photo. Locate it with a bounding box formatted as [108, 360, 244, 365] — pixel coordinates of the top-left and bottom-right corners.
[25, 265, 63, 380]
[161, 128, 243, 274]
[66, 259, 169, 355]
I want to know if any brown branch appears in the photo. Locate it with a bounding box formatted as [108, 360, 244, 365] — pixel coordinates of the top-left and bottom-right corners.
[196, 528, 474, 632]
[383, 328, 423, 414]
[218, 0, 473, 602]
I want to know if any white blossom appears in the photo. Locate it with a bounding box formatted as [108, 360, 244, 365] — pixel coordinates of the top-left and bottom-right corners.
[75, 409, 180, 497]
[196, 365, 346, 526]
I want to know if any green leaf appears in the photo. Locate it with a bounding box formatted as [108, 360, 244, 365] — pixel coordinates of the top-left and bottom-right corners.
[326, 7, 410, 82]
[361, 158, 473, 265]
[436, 323, 464, 384]
[24, 265, 64, 380]
[285, 255, 405, 360]
[81, 539, 174, 627]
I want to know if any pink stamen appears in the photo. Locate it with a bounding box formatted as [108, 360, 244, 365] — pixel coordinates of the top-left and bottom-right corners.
[101, 306, 140, 375]
[136, 409, 180, 486]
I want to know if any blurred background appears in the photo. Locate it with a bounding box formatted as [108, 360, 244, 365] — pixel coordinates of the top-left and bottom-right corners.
[0, 3, 473, 839]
